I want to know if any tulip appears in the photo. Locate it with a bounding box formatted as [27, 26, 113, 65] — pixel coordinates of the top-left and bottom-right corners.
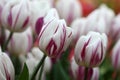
[71, 18, 87, 45]
[109, 14, 120, 41]
[6, 27, 33, 55]
[0, 47, 15, 80]
[29, 0, 51, 35]
[71, 57, 99, 80]
[1, 0, 31, 32]
[86, 4, 114, 34]
[0, 0, 14, 25]
[111, 39, 120, 70]
[55, 0, 82, 25]
[25, 47, 51, 80]
[74, 31, 108, 67]
[38, 9, 73, 58]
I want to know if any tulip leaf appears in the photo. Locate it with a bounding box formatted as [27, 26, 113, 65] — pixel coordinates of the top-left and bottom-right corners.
[18, 63, 29, 80]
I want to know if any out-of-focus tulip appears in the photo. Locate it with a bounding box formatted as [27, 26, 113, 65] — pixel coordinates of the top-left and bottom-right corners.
[0, 47, 15, 80]
[25, 47, 51, 80]
[6, 27, 33, 55]
[0, 0, 14, 26]
[109, 14, 120, 41]
[29, 0, 51, 35]
[71, 57, 99, 80]
[55, 0, 82, 25]
[71, 18, 87, 45]
[74, 31, 108, 67]
[112, 39, 120, 70]
[1, 0, 31, 32]
[86, 4, 115, 34]
[38, 9, 73, 58]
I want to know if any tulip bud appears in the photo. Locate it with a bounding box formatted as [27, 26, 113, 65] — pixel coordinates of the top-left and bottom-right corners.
[29, 0, 51, 35]
[0, 47, 15, 80]
[26, 47, 51, 80]
[6, 27, 33, 55]
[71, 18, 87, 44]
[1, 0, 31, 32]
[112, 39, 120, 70]
[87, 4, 115, 34]
[74, 31, 108, 67]
[38, 9, 73, 58]
[71, 57, 99, 80]
[55, 0, 82, 25]
[109, 14, 120, 41]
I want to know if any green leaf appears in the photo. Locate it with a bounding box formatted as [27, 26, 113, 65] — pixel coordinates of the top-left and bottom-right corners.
[18, 63, 29, 80]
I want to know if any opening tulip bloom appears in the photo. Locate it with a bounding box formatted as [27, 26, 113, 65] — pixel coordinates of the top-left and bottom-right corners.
[38, 9, 73, 58]
[1, 0, 31, 32]
[74, 31, 108, 67]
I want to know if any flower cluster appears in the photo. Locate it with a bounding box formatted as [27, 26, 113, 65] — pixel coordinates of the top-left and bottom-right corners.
[0, 0, 120, 80]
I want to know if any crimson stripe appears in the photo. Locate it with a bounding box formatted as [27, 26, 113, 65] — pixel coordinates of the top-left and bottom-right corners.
[81, 37, 91, 61]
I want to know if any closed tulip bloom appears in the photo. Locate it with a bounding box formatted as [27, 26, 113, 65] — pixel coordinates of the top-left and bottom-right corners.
[55, 0, 82, 25]
[29, 0, 51, 35]
[87, 4, 114, 34]
[0, 47, 15, 80]
[38, 9, 73, 58]
[112, 39, 120, 70]
[1, 0, 31, 32]
[109, 14, 120, 41]
[6, 27, 33, 55]
[71, 57, 99, 80]
[74, 31, 108, 67]
[71, 18, 87, 44]
[0, 0, 9, 25]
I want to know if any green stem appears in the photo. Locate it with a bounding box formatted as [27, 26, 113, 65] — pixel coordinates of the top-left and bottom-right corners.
[1, 26, 5, 49]
[3, 31, 13, 52]
[38, 62, 44, 80]
[57, 61, 69, 80]
[30, 54, 46, 80]
[84, 67, 89, 80]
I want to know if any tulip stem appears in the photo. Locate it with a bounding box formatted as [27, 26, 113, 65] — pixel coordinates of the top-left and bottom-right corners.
[3, 31, 14, 52]
[38, 62, 44, 80]
[84, 67, 88, 80]
[30, 54, 46, 80]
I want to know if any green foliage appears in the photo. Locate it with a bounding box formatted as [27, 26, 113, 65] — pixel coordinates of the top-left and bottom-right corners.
[18, 63, 29, 80]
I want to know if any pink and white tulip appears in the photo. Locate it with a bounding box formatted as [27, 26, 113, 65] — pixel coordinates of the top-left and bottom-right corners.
[0, 0, 14, 26]
[112, 39, 120, 70]
[71, 18, 87, 44]
[55, 0, 82, 25]
[109, 14, 120, 41]
[1, 0, 31, 32]
[6, 27, 33, 55]
[29, 0, 51, 35]
[38, 9, 73, 58]
[86, 4, 114, 34]
[74, 31, 108, 67]
[0, 47, 15, 80]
